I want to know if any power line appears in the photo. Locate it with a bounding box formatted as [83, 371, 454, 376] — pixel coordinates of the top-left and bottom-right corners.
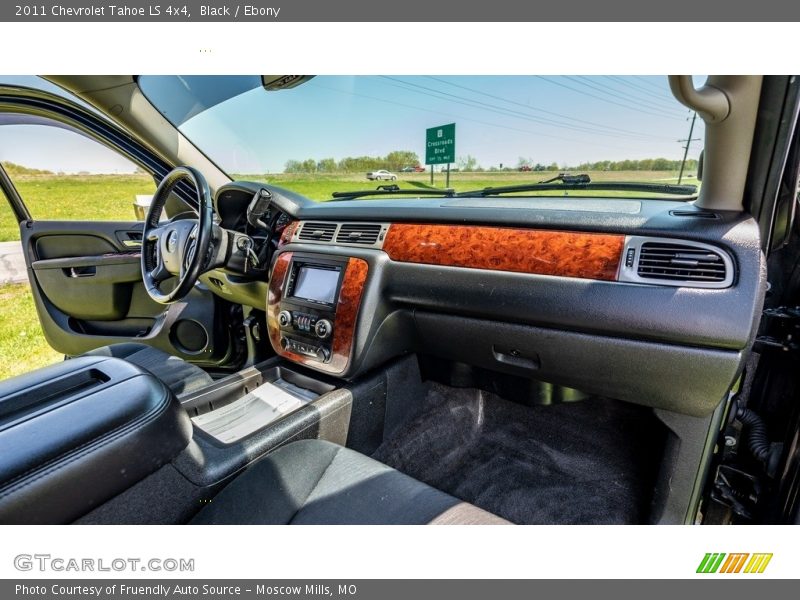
[566, 76, 687, 117]
[381, 76, 646, 139]
[379, 78, 657, 144]
[425, 76, 673, 140]
[379, 76, 670, 141]
[602, 76, 683, 106]
[537, 76, 686, 120]
[574, 77, 686, 117]
[635, 75, 678, 92]
[306, 81, 656, 154]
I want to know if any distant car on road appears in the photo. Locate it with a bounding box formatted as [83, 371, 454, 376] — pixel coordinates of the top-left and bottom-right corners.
[519, 165, 532, 172]
[367, 170, 397, 181]
[400, 166, 426, 173]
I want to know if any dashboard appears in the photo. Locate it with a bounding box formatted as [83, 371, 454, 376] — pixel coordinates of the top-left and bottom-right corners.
[206, 181, 766, 418]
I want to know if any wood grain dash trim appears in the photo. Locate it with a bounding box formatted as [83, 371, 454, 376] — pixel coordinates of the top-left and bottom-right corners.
[267, 253, 369, 375]
[329, 257, 369, 374]
[278, 221, 299, 247]
[383, 223, 623, 281]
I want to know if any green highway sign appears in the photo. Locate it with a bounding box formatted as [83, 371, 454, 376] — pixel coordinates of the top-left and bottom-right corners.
[425, 123, 456, 165]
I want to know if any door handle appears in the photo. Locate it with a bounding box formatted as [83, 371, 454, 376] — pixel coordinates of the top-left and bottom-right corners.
[115, 230, 143, 248]
[492, 345, 540, 371]
[63, 266, 96, 278]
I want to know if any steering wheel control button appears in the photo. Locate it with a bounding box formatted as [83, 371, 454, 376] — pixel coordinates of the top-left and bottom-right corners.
[278, 311, 292, 327]
[315, 319, 332, 339]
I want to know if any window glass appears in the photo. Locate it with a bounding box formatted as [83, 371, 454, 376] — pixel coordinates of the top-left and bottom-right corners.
[140, 74, 703, 201]
[0, 123, 156, 240]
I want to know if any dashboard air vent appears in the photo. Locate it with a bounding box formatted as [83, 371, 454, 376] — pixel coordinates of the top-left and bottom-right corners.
[298, 222, 337, 242]
[336, 223, 382, 245]
[637, 242, 728, 284]
[669, 210, 719, 219]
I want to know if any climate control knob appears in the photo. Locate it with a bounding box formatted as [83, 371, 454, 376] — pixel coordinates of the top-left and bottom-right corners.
[314, 319, 333, 339]
[278, 310, 292, 328]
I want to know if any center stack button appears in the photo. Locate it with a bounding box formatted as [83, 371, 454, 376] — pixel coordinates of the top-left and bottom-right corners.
[315, 319, 332, 339]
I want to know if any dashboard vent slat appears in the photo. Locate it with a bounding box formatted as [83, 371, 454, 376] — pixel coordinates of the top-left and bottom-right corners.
[669, 209, 720, 219]
[637, 242, 728, 283]
[298, 222, 337, 242]
[336, 223, 382, 245]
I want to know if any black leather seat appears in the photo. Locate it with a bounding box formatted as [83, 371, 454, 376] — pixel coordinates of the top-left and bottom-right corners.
[85, 343, 213, 398]
[0, 356, 192, 524]
[191, 439, 509, 525]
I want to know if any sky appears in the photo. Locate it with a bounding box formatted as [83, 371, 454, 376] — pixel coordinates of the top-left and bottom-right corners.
[0, 75, 139, 173]
[0, 75, 704, 174]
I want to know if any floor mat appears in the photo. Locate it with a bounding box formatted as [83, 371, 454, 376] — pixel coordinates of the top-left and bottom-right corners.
[372, 383, 664, 524]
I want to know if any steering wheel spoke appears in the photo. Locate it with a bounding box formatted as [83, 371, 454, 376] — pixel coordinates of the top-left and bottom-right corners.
[151, 257, 170, 283]
[146, 225, 164, 243]
[179, 253, 188, 281]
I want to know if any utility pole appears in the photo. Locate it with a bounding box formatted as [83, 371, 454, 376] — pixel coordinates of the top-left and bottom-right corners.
[678, 111, 700, 185]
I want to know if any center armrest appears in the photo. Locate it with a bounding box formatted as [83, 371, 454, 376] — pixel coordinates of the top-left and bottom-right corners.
[0, 356, 193, 524]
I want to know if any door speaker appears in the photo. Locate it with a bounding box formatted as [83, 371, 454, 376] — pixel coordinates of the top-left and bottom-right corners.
[173, 319, 208, 353]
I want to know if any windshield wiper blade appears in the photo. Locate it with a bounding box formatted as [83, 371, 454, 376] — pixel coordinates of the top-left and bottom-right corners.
[538, 173, 592, 185]
[329, 184, 456, 201]
[456, 173, 697, 198]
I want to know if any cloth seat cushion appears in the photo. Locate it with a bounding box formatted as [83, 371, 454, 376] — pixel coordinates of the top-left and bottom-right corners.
[191, 439, 509, 525]
[85, 343, 213, 397]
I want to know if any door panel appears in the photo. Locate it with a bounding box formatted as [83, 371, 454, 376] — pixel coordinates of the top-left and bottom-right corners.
[32, 253, 141, 320]
[34, 233, 118, 259]
[21, 220, 232, 366]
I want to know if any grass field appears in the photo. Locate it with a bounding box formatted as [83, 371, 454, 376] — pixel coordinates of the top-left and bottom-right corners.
[0, 173, 156, 242]
[242, 170, 699, 201]
[0, 169, 698, 380]
[0, 283, 62, 379]
[1, 169, 698, 242]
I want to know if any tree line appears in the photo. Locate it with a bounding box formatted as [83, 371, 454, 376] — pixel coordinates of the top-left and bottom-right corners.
[283, 152, 700, 174]
[1, 161, 54, 176]
[570, 158, 699, 171]
[285, 151, 420, 174]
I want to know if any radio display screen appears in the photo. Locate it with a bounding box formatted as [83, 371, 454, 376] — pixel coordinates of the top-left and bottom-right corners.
[292, 266, 339, 305]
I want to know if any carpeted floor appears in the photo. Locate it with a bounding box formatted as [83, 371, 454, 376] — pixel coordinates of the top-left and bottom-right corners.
[372, 383, 664, 524]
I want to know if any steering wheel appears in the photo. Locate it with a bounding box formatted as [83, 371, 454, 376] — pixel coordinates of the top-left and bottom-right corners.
[141, 166, 213, 304]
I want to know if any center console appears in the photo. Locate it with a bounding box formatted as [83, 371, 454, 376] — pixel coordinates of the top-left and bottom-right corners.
[276, 255, 344, 363]
[0, 356, 192, 524]
[267, 251, 369, 375]
[186, 364, 336, 442]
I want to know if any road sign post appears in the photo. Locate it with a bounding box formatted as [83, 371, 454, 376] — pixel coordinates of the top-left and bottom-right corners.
[425, 123, 456, 188]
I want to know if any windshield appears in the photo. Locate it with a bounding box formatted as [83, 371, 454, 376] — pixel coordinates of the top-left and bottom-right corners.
[139, 75, 704, 200]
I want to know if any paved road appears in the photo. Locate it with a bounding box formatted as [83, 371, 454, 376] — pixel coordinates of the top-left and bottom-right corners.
[0, 241, 28, 284]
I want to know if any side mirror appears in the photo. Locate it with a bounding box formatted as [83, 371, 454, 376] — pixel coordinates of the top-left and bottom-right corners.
[133, 195, 153, 221]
